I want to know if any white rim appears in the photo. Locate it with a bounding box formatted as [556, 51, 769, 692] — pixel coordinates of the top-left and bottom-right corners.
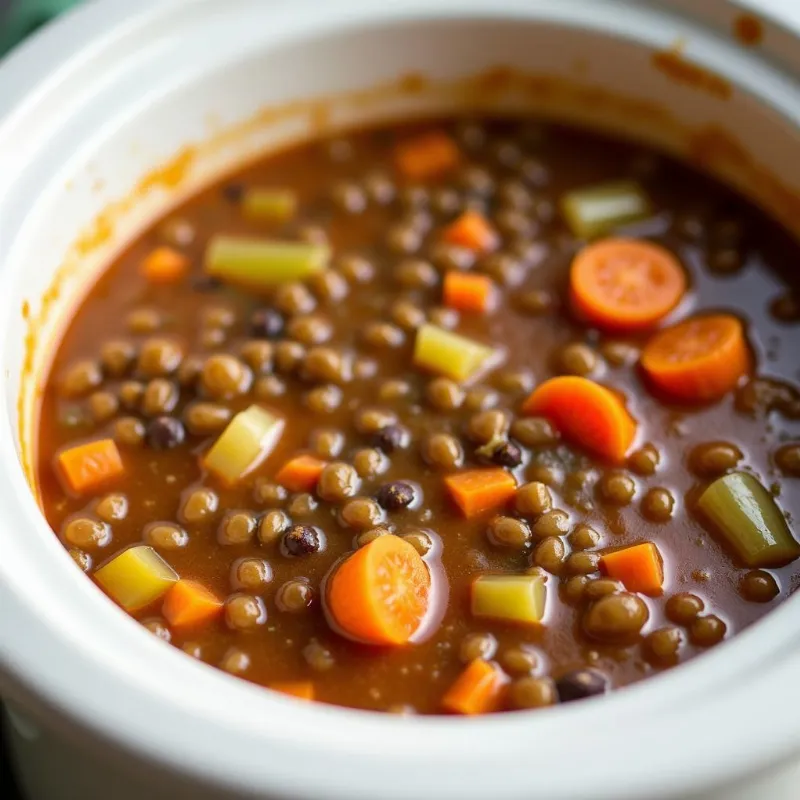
[1, 2, 800, 798]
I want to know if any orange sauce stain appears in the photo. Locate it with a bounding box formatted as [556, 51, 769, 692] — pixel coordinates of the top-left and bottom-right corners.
[652, 43, 732, 100]
[734, 13, 763, 47]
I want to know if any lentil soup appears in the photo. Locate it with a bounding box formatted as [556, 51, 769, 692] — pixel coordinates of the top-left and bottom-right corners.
[38, 117, 800, 714]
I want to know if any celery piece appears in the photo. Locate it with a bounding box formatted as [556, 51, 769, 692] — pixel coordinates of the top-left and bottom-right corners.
[204, 405, 284, 485]
[95, 545, 178, 611]
[698, 471, 800, 567]
[471, 574, 546, 625]
[205, 236, 329, 285]
[560, 180, 651, 238]
[413, 323, 498, 382]
[241, 188, 297, 222]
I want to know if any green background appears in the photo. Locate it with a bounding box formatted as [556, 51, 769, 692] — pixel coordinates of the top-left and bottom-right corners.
[1, 0, 82, 56]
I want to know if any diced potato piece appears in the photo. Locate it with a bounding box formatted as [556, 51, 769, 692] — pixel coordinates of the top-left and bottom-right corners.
[560, 180, 650, 238]
[203, 405, 284, 485]
[471, 574, 546, 625]
[698, 471, 800, 567]
[205, 236, 329, 285]
[241, 189, 297, 222]
[413, 323, 497, 382]
[95, 545, 178, 611]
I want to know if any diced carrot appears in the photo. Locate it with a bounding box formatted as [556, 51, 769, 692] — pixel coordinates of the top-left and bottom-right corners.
[601, 542, 664, 595]
[141, 246, 190, 284]
[444, 469, 517, 518]
[521, 377, 637, 463]
[327, 536, 431, 646]
[56, 438, 124, 495]
[394, 131, 460, 181]
[442, 211, 499, 254]
[162, 580, 223, 628]
[443, 271, 495, 313]
[270, 681, 315, 701]
[640, 314, 750, 401]
[442, 659, 508, 715]
[570, 238, 687, 331]
[275, 454, 327, 493]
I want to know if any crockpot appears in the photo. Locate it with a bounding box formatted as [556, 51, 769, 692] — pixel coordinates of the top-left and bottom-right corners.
[2, 1, 800, 798]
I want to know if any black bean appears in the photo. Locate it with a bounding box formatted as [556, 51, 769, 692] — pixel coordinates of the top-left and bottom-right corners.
[146, 416, 186, 450]
[485, 441, 523, 468]
[371, 424, 411, 453]
[376, 481, 416, 511]
[250, 308, 285, 339]
[556, 668, 609, 703]
[222, 183, 244, 203]
[282, 525, 322, 557]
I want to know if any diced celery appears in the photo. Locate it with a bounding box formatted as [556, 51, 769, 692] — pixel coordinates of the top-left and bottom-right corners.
[203, 405, 284, 485]
[471, 574, 546, 625]
[94, 545, 178, 611]
[560, 180, 651, 238]
[205, 236, 329, 285]
[413, 323, 498, 382]
[698, 471, 800, 567]
[241, 189, 297, 222]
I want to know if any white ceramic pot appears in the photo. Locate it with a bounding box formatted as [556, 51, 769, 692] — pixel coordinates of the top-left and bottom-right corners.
[2, 1, 800, 798]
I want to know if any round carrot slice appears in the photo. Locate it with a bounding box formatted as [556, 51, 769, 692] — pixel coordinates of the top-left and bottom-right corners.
[641, 313, 750, 401]
[570, 237, 687, 331]
[521, 376, 637, 463]
[327, 536, 431, 646]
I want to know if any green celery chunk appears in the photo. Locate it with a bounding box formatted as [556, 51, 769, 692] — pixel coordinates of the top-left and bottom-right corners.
[413, 323, 498, 382]
[560, 180, 651, 238]
[95, 545, 178, 611]
[204, 405, 284, 485]
[205, 236, 329, 285]
[241, 188, 297, 222]
[471, 574, 546, 625]
[698, 471, 800, 567]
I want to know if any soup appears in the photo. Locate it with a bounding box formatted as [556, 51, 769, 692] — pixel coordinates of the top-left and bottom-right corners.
[37, 117, 800, 714]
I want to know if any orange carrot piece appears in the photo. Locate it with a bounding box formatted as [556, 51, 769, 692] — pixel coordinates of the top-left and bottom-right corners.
[521, 377, 636, 463]
[275, 454, 328, 493]
[444, 469, 517, 518]
[394, 131, 460, 181]
[442, 659, 508, 715]
[141, 246, 190, 284]
[640, 314, 750, 401]
[442, 210, 499, 254]
[270, 681, 315, 701]
[56, 438, 124, 495]
[601, 542, 664, 595]
[327, 536, 431, 646]
[443, 271, 495, 313]
[162, 580, 223, 628]
[570, 238, 686, 331]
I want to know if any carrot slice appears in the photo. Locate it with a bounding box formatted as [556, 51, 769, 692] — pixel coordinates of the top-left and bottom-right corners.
[601, 542, 664, 595]
[640, 313, 750, 401]
[443, 272, 495, 313]
[570, 237, 686, 331]
[444, 469, 517, 518]
[521, 377, 637, 463]
[327, 536, 431, 646]
[270, 681, 315, 701]
[275, 454, 327, 493]
[141, 246, 190, 284]
[442, 659, 508, 715]
[442, 211, 499, 254]
[162, 580, 223, 628]
[394, 131, 460, 181]
[56, 439, 124, 495]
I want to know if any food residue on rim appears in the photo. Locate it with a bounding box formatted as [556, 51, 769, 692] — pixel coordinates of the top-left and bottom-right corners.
[733, 13, 763, 47]
[651, 43, 732, 100]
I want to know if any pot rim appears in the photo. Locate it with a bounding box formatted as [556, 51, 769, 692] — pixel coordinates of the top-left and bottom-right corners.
[1, 2, 800, 799]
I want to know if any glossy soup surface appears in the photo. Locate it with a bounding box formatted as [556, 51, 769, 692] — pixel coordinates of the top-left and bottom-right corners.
[38, 117, 800, 714]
